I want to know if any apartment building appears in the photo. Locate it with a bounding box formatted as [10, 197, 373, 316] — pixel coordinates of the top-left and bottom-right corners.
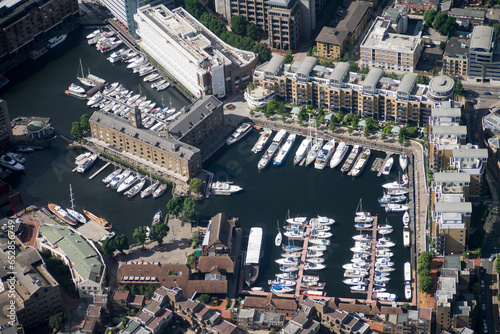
[247, 56, 455, 123]
[482, 107, 500, 173]
[447, 145, 488, 200]
[0, 0, 79, 61]
[360, 16, 422, 72]
[385, 308, 433, 334]
[468, 25, 500, 82]
[0, 243, 62, 329]
[267, 0, 302, 51]
[134, 5, 257, 99]
[0, 100, 13, 149]
[315, 2, 372, 59]
[442, 38, 469, 78]
[37, 225, 106, 299]
[433, 196, 472, 255]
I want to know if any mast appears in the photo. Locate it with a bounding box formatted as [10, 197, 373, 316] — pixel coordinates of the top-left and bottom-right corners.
[69, 184, 75, 210]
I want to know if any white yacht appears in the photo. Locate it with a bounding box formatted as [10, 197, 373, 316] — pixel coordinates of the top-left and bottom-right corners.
[351, 148, 371, 177]
[293, 136, 312, 165]
[251, 129, 273, 153]
[273, 133, 296, 166]
[0, 155, 24, 171]
[305, 138, 324, 166]
[109, 170, 131, 189]
[385, 204, 409, 212]
[47, 34, 67, 48]
[76, 154, 98, 173]
[117, 174, 139, 193]
[314, 139, 335, 169]
[330, 141, 348, 168]
[6, 152, 25, 164]
[102, 168, 123, 184]
[382, 157, 394, 175]
[141, 182, 159, 198]
[258, 129, 287, 170]
[69, 83, 85, 94]
[227, 123, 252, 145]
[211, 181, 243, 195]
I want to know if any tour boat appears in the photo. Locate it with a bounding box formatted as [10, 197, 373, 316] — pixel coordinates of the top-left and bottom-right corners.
[152, 184, 168, 198]
[252, 129, 273, 153]
[351, 148, 371, 177]
[305, 138, 324, 166]
[227, 123, 252, 145]
[330, 141, 348, 168]
[76, 154, 98, 173]
[304, 263, 326, 270]
[273, 133, 296, 166]
[141, 182, 159, 198]
[341, 145, 360, 173]
[211, 181, 243, 195]
[293, 136, 312, 165]
[314, 139, 335, 169]
[382, 156, 394, 175]
[245, 227, 263, 286]
[84, 209, 112, 229]
[48, 203, 78, 226]
[103, 168, 123, 184]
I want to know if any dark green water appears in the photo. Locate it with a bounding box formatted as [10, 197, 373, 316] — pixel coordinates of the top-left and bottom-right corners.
[0, 28, 410, 299]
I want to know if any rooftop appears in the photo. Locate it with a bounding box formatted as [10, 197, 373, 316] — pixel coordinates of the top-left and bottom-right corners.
[452, 147, 488, 159]
[434, 172, 471, 183]
[431, 107, 462, 118]
[296, 57, 317, 77]
[337, 1, 372, 34]
[429, 76, 454, 94]
[444, 38, 470, 58]
[483, 110, 500, 134]
[432, 126, 467, 136]
[329, 62, 350, 82]
[315, 27, 349, 46]
[448, 8, 486, 20]
[361, 17, 421, 54]
[435, 201, 472, 213]
[363, 68, 383, 89]
[397, 74, 417, 94]
[90, 110, 200, 160]
[470, 25, 494, 51]
[265, 55, 285, 75]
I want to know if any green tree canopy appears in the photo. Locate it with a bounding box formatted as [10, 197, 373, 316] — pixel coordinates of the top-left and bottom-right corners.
[349, 61, 359, 73]
[71, 122, 83, 139]
[419, 274, 434, 292]
[80, 113, 90, 131]
[151, 222, 169, 245]
[453, 77, 464, 95]
[416, 73, 430, 85]
[284, 51, 294, 64]
[246, 24, 259, 40]
[433, 12, 454, 35]
[231, 15, 247, 36]
[182, 197, 197, 223]
[189, 178, 203, 194]
[49, 312, 67, 332]
[166, 197, 183, 216]
[197, 293, 211, 303]
[115, 234, 129, 254]
[423, 9, 436, 27]
[133, 226, 147, 246]
[267, 99, 277, 114]
[101, 237, 116, 256]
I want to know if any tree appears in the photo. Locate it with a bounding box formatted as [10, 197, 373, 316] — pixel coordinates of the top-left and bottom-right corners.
[182, 197, 197, 223]
[281, 114, 286, 122]
[381, 132, 387, 140]
[347, 127, 354, 134]
[71, 122, 83, 139]
[329, 121, 336, 132]
[189, 178, 203, 194]
[151, 222, 169, 245]
[439, 42, 446, 51]
[364, 128, 370, 137]
[441, 16, 456, 35]
[398, 132, 404, 145]
[166, 198, 183, 216]
[423, 9, 436, 27]
[433, 12, 448, 34]
[348, 61, 359, 73]
[231, 16, 247, 36]
[361, 65, 370, 75]
[133, 226, 147, 246]
[197, 294, 211, 304]
[453, 77, 464, 95]
[494, 23, 500, 36]
[49, 312, 67, 332]
[80, 113, 90, 132]
[115, 234, 129, 254]
[211, 296, 219, 305]
[416, 73, 430, 85]
[101, 238, 116, 256]
[419, 275, 434, 292]
[284, 51, 294, 64]
[246, 24, 259, 40]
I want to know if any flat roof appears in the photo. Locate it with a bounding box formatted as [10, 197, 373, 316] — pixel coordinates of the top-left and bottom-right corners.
[265, 55, 285, 74]
[432, 107, 462, 118]
[432, 126, 467, 135]
[434, 172, 471, 183]
[483, 111, 500, 133]
[448, 8, 486, 20]
[470, 25, 494, 50]
[435, 202, 472, 213]
[90, 110, 199, 160]
[363, 68, 383, 88]
[361, 17, 420, 54]
[397, 74, 417, 94]
[329, 62, 350, 81]
[296, 57, 317, 76]
[452, 147, 488, 159]
[444, 38, 469, 58]
[429, 76, 454, 94]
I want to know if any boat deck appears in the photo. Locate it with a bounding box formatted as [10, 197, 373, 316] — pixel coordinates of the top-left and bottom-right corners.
[347, 152, 363, 176]
[370, 158, 384, 172]
[367, 215, 378, 301]
[295, 225, 311, 297]
[377, 154, 392, 177]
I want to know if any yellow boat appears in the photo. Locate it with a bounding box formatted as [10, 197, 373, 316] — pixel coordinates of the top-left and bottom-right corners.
[83, 209, 112, 230]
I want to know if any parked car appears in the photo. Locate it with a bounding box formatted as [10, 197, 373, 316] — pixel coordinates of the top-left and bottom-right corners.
[489, 254, 496, 261]
[484, 92, 492, 95]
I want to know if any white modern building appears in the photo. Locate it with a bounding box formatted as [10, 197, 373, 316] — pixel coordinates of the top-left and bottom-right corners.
[134, 5, 258, 99]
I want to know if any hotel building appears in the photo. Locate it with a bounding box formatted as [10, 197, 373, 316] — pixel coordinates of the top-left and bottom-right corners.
[360, 16, 422, 72]
[0, 0, 79, 63]
[246, 55, 455, 124]
[134, 5, 258, 99]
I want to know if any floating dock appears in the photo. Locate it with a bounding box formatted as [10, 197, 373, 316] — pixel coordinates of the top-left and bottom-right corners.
[89, 161, 110, 180]
[366, 215, 378, 301]
[370, 158, 384, 172]
[295, 225, 311, 297]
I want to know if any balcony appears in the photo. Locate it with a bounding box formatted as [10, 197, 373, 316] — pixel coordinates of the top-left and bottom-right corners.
[245, 86, 275, 109]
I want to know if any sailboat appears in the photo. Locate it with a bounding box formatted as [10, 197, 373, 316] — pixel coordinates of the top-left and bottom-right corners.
[354, 198, 373, 223]
[77, 59, 96, 87]
[275, 220, 282, 247]
[305, 124, 324, 167]
[66, 184, 86, 224]
[400, 136, 408, 171]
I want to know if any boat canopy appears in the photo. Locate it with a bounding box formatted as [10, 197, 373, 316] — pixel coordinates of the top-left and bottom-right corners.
[245, 227, 263, 265]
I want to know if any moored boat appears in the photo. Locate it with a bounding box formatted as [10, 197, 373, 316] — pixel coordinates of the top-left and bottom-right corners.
[227, 123, 252, 145]
[47, 34, 67, 48]
[125, 178, 146, 198]
[211, 181, 242, 195]
[141, 182, 159, 198]
[305, 138, 324, 167]
[400, 154, 408, 171]
[351, 148, 371, 177]
[152, 184, 167, 198]
[48, 203, 78, 226]
[251, 129, 273, 153]
[382, 156, 394, 175]
[83, 209, 112, 229]
[258, 129, 286, 170]
[330, 141, 348, 168]
[76, 153, 98, 173]
[341, 145, 360, 173]
[273, 133, 296, 166]
[245, 227, 263, 286]
[66, 208, 86, 224]
[385, 204, 409, 212]
[314, 139, 335, 169]
[103, 168, 123, 184]
[293, 136, 312, 165]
